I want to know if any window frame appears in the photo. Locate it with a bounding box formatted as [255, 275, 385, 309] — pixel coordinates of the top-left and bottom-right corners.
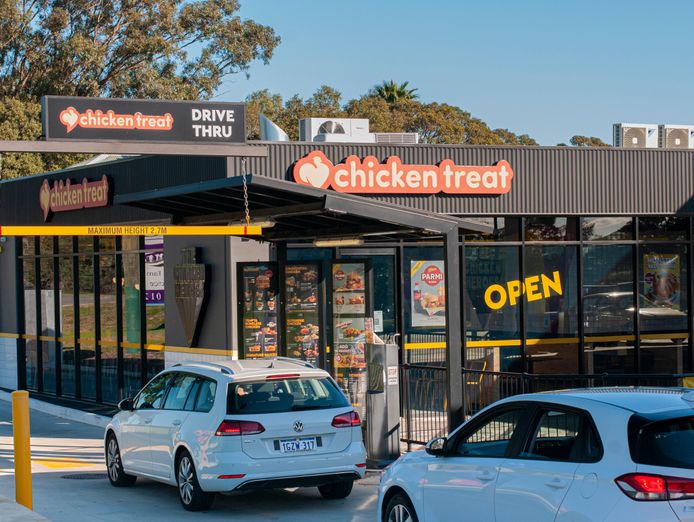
[514, 403, 604, 464]
[443, 402, 535, 459]
[133, 373, 174, 410]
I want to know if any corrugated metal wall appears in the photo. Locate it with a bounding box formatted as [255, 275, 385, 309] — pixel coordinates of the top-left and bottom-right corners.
[230, 143, 694, 216]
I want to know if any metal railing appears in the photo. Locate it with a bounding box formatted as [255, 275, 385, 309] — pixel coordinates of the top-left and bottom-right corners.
[399, 364, 694, 449]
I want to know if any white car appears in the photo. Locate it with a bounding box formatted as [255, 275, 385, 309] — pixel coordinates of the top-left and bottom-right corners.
[104, 358, 366, 511]
[379, 388, 694, 522]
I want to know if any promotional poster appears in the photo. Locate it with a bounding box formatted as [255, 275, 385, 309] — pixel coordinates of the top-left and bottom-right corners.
[410, 260, 446, 327]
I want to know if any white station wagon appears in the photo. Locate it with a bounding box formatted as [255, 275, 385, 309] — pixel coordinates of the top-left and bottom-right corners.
[104, 358, 366, 511]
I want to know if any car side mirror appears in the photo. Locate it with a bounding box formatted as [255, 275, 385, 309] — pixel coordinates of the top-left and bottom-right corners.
[425, 437, 447, 456]
[118, 398, 135, 411]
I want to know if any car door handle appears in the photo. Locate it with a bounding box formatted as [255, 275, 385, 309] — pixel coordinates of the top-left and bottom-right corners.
[172, 420, 182, 427]
[476, 471, 495, 482]
[143, 418, 152, 424]
[545, 478, 569, 489]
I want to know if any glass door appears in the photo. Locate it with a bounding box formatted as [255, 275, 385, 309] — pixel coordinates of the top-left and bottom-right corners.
[284, 263, 324, 367]
[238, 262, 279, 359]
[331, 261, 371, 411]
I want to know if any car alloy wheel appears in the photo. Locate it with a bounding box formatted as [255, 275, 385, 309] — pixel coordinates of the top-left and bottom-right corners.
[107, 438, 120, 482]
[388, 504, 414, 522]
[105, 434, 136, 487]
[178, 456, 195, 505]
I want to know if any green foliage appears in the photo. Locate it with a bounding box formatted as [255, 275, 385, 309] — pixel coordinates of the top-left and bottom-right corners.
[570, 135, 610, 147]
[248, 87, 539, 146]
[372, 80, 419, 104]
[0, 0, 279, 178]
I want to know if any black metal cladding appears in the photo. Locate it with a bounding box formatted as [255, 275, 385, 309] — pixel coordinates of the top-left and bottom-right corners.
[229, 143, 694, 216]
[3, 143, 694, 224]
[0, 155, 225, 225]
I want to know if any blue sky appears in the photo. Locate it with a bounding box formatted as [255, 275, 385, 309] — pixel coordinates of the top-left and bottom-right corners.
[217, 0, 693, 145]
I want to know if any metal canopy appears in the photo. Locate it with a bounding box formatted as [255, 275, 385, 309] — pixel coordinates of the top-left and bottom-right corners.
[114, 174, 492, 241]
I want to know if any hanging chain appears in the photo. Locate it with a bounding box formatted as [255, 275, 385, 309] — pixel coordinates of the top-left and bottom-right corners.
[241, 157, 251, 226]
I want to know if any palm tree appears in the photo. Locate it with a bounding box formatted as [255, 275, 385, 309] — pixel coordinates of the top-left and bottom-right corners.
[373, 80, 419, 103]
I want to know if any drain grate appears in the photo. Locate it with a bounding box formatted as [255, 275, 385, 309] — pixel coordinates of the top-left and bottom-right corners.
[61, 473, 108, 480]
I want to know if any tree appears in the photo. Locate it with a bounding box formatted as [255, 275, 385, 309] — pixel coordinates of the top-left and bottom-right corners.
[570, 135, 610, 147]
[373, 80, 418, 104]
[0, 0, 279, 100]
[248, 87, 540, 146]
[245, 85, 344, 140]
[0, 0, 279, 178]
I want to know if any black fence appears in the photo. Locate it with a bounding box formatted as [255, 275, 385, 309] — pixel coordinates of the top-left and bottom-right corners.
[399, 364, 693, 449]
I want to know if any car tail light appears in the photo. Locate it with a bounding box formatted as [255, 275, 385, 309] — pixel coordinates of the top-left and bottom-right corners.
[218, 474, 246, 479]
[215, 420, 265, 436]
[615, 473, 694, 501]
[266, 373, 300, 380]
[332, 411, 361, 428]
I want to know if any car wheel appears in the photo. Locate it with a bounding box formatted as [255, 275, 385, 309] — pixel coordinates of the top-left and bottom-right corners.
[105, 434, 137, 487]
[385, 493, 419, 522]
[318, 479, 354, 499]
[176, 450, 214, 511]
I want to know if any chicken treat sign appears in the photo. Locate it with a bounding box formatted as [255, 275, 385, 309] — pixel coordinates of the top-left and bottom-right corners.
[293, 150, 514, 195]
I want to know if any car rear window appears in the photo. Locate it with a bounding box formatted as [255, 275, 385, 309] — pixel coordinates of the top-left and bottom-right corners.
[227, 377, 350, 414]
[634, 417, 694, 469]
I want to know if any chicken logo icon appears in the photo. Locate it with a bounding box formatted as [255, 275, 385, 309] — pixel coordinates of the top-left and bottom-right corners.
[39, 180, 51, 220]
[293, 151, 332, 189]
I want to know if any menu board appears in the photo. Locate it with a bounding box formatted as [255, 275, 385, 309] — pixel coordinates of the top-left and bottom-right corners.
[240, 263, 278, 359]
[332, 262, 368, 410]
[285, 264, 322, 366]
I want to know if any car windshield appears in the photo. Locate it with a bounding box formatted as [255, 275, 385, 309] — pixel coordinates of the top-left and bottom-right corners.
[634, 416, 694, 469]
[227, 377, 350, 414]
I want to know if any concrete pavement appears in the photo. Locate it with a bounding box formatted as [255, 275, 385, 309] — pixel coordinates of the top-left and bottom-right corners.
[0, 397, 379, 521]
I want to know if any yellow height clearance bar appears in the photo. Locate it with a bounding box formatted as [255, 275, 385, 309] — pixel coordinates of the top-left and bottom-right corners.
[0, 225, 262, 236]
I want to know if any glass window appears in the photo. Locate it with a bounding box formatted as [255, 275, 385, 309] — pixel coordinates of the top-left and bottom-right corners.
[163, 374, 198, 410]
[455, 408, 524, 457]
[639, 217, 688, 241]
[465, 246, 521, 372]
[58, 252, 75, 397]
[582, 217, 633, 241]
[79, 254, 96, 400]
[525, 217, 578, 241]
[227, 377, 350, 414]
[521, 410, 582, 461]
[40, 254, 56, 394]
[633, 416, 694, 470]
[287, 247, 333, 261]
[465, 217, 520, 242]
[100, 254, 118, 404]
[583, 245, 635, 373]
[121, 237, 141, 399]
[134, 374, 171, 409]
[341, 252, 397, 336]
[193, 379, 217, 413]
[639, 244, 689, 373]
[524, 246, 579, 374]
[23, 251, 38, 391]
[404, 246, 446, 365]
[144, 236, 165, 380]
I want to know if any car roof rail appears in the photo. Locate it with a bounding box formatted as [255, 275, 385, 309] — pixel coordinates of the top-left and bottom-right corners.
[267, 357, 316, 369]
[172, 361, 233, 375]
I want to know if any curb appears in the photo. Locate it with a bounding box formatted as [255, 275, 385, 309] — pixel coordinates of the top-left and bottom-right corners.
[0, 495, 48, 522]
[0, 390, 110, 429]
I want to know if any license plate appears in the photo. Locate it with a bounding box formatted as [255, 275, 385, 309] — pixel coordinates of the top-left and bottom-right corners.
[279, 437, 316, 453]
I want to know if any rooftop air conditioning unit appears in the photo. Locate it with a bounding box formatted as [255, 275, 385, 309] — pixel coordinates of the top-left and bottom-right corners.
[298, 118, 375, 143]
[374, 132, 420, 144]
[613, 123, 659, 148]
[658, 125, 694, 149]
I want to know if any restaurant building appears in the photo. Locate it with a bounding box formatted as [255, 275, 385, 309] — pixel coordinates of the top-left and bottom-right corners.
[1, 136, 694, 412]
